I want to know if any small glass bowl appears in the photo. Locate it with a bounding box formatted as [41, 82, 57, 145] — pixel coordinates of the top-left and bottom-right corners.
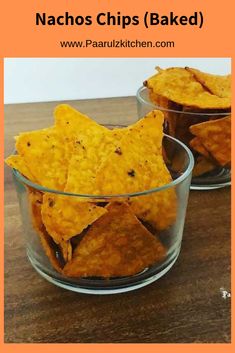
[136, 86, 231, 190]
[12, 132, 193, 295]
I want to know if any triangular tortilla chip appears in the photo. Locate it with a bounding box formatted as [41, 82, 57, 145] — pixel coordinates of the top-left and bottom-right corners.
[190, 116, 231, 166]
[5, 155, 37, 182]
[28, 190, 63, 272]
[96, 110, 166, 193]
[96, 111, 176, 230]
[192, 156, 216, 177]
[55, 104, 126, 194]
[186, 67, 231, 99]
[190, 137, 210, 158]
[63, 202, 166, 278]
[16, 127, 67, 190]
[148, 91, 183, 138]
[41, 193, 107, 242]
[54, 104, 108, 160]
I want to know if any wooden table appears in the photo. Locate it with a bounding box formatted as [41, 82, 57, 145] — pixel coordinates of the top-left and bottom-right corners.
[4, 97, 231, 343]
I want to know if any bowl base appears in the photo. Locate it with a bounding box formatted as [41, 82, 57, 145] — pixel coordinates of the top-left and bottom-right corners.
[27, 249, 180, 295]
[190, 182, 231, 190]
[191, 167, 231, 190]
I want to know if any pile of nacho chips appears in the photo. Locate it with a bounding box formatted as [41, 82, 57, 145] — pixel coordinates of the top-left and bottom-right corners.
[6, 105, 177, 278]
[144, 67, 231, 177]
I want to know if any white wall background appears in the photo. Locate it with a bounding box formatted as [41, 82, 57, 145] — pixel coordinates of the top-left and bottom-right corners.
[4, 58, 231, 104]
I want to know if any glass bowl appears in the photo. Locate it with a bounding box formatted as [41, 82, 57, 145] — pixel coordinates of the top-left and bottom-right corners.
[12, 131, 194, 295]
[136, 86, 231, 190]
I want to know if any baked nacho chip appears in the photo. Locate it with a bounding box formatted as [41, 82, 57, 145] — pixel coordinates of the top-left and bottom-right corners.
[186, 67, 231, 99]
[96, 110, 166, 194]
[54, 104, 108, 160]
[36, 229, 63, 273]
[96, 111, 176, 230]
[5, 155, 36, 182]
[41, 193, 107, 243]
[190, 116, 231, 166]
[59, 240, 72, 263]
[129, 190, 177, 231]
[64, 129, 124, 195]
[28, 189, 44, 231]
[190, 137, 210, 158]
[148, 91, 182, 138]
[28, 190, 62, 272]
[63, 202, 166, 278]
[55, 104, 126, 194]
[16, 127, 67, 190]
[192, 156, 216, 177]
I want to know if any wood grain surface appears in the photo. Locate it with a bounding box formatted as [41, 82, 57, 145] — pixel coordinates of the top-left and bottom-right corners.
[4, 97, 231, 343]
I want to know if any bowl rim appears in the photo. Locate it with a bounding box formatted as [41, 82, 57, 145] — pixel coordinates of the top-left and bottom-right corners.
[137, 86, 231, 116]
[12, 133, 194, 199]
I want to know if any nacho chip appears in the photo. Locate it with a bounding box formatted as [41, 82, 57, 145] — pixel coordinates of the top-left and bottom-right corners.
[149, 90, 169, 109]
[55, 104, 126, 194]
[5, 155, 36, 182]
[148, 91, 182, 138]
[28, 189, 44, 231]
[16, 127, 67, 190]
[36, 229, 63, 273]
[59, 240, 72, 263]
[41, 193, 107, 242]
[28, 190, 62, 272]
[64, 129, 123, 195]
[54, 104, 108, 160]
[145, 67, 231, 109]
[96, 111, 176, 230]
[190, 137, 210, 158]
[129, 190, 177, 231]
[63, 202, 166, 278]
[190, 116, 231, 166]
[192, 156, 216, 177]
[96, 111, 165, 193]
[186, 67, 231, 99]
[29, 190, 72, 263]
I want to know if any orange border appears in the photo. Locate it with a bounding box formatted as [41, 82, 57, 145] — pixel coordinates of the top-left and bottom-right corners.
[1, 0, 234, 351]
[1, 59, 4, 348]
[1, 344, 235, 353]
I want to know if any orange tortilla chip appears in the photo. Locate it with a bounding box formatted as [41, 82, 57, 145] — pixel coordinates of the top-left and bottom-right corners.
[186, 67, 231, 99]
[190, 116, 231, 166]
[148, 91, 182, 138]
[28, 190, 62, 272]
[192, 156, 216, 177]
[41, 193, 107, 242]
[5, 155, 37, 182]
[64, 129, 123, 195]
[190, 137, 210, 158]
[96, 111, 177, 230]
[59, 240, 72, 263]
[54, 104, 108, 161]
[16, 127, 67, 190]
[129, 189, 177, 232]
[55, 104, 126, 194]
[63, 202, 166, 278]
[28, 189, 44, 231]
[36, 229, 63, 273]
[96, 111, 166, 194]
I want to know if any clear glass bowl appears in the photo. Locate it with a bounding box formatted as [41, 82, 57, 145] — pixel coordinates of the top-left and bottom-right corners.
[136, 86, 231, 190]
[12, 132, 194, 295]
